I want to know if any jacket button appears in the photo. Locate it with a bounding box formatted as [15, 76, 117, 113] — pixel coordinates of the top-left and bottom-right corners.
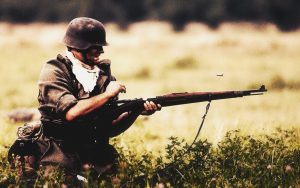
[94, 126, 97, 130]
[94, 140, 97, 143]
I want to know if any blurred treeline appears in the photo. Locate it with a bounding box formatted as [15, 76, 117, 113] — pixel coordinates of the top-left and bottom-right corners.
[0, 0, 299, 30]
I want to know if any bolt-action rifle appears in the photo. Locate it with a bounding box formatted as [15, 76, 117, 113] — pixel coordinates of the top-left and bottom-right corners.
[103, 85, 267, 117]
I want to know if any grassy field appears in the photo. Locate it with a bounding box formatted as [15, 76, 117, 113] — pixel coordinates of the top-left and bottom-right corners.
[0, 21, 300, 157]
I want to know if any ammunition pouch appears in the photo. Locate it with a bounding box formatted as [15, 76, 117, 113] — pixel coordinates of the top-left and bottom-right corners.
[17, 121, 42, 142]
[8, 121, 42, 171]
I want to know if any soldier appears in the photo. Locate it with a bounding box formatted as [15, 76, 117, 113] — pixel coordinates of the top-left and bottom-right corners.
[9, 17, 161, 185]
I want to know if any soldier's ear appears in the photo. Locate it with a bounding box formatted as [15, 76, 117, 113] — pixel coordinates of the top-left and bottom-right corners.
[68, 49, 83, 61]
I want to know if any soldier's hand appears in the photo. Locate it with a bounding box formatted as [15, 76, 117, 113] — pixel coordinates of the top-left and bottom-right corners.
[105, 81, 126, 98]
[141, 101, 161, 116]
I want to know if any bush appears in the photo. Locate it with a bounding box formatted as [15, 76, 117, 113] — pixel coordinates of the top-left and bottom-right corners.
[171, 56, 199, 70]
[269, 75, 300, 90]
[1, 129, 300, 187]
[133, 67, 152, 79]
[214, 129, 300, 187]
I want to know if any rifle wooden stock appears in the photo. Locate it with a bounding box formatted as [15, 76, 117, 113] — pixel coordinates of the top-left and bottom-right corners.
[104, 85, 267, 117]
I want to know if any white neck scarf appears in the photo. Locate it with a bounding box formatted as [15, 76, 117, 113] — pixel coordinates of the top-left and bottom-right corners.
[66, 50, 100, 93]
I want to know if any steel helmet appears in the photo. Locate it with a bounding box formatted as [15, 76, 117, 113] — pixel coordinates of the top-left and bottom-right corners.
[63, 17, 109, 50]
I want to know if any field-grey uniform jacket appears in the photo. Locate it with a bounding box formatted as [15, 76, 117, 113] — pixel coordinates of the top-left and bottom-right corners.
[36, 54, 118, 173]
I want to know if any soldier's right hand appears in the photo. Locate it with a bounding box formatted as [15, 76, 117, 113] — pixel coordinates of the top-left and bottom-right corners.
[105, 81, 126, 98]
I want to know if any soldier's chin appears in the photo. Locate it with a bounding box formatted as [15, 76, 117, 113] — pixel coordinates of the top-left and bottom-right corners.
[91, 61, 101, 66]
[85, 60, 98, 66]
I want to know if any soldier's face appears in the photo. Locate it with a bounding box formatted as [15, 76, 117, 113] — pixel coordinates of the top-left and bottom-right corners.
[84, 46, 104, 65]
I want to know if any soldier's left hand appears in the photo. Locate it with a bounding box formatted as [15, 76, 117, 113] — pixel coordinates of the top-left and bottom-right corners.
[141, 101, 161, 116]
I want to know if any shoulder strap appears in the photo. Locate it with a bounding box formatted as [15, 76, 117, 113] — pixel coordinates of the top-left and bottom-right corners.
[56, 54, 73, 73]
[56, 54, 79, 94]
